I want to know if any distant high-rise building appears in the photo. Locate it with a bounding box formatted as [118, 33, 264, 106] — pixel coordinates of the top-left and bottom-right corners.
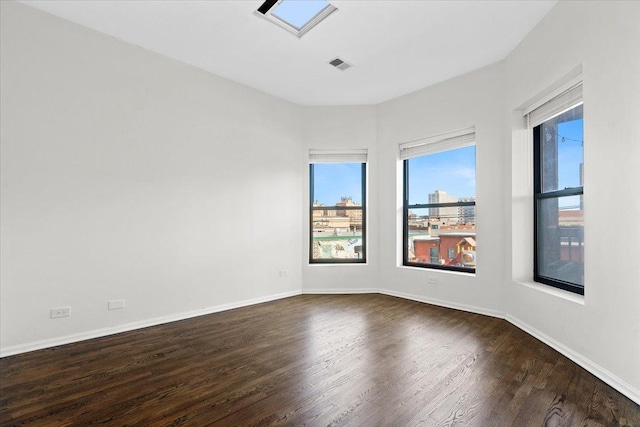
[458, 196, 476, 224]
[428, 190, 458, 224]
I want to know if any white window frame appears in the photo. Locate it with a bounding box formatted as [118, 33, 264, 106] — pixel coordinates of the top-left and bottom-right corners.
[254, 0, 337, 38]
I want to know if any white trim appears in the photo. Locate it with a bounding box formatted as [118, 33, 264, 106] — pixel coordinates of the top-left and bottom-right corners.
[254, 2, 337, 39]
[0, 290, 301, 358]
[525, 83, 583, 128]
[2, 289, 637, 405]
[506, 314, 640, 405]
[307, 262, 370, 267]
[304, 288, 504, 319]
[379, 288, 505, 319]
[398, 264, 476, 277]
[522, 74, 583, 117]
[515, 280, 585, 305]
[302, 288, 379, 294]
[378, 288, 639, 405]
[309, 148, 367, 163]
[399, 126, 475, 160]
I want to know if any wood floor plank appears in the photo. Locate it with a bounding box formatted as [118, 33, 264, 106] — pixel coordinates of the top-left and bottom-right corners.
[1, 294, 638, 426]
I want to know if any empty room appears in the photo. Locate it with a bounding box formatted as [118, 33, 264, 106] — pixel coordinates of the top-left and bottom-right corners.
[1, 0, 639, 425]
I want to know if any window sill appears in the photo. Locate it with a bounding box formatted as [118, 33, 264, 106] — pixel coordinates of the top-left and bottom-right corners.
[308, 262, 369, 267]
[515, 280, 585, 305]
[399, 264, 476, 277]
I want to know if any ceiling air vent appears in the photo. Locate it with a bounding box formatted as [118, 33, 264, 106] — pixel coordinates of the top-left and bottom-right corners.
[329, 57, 352, 71]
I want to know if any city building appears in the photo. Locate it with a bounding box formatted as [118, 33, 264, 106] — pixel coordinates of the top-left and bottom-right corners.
[335, 196, 362, 226]
[313, 197, 362, 234]
[458, 196, 476, 224]
[411, 232, 476, 268]
[428, 190, 459, 224]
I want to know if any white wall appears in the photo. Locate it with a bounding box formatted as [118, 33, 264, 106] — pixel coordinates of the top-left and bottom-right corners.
[0, 1, 303, 354]
[376, 62, 506, 317]
[301, 106, 379, 292]
[505, 0, 640, 400]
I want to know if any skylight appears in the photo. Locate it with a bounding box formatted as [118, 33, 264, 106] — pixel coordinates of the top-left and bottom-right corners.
[255, 0, 337, 38]
[272, 1, 328, 29]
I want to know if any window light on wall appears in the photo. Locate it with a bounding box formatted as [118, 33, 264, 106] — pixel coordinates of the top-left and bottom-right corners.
[255, 0, 337, 38]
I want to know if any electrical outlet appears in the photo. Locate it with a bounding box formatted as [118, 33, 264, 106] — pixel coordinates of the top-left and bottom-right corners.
[427, 276, 438, 284]
[108, 299, 125, 310]
[51, 307, 71, 318]
[279, 270, 288, 277]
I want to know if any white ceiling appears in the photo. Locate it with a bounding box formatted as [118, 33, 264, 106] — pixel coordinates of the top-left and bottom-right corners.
[20, 0, 557, 106]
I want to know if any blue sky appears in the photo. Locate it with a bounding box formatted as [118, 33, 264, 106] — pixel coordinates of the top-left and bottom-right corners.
[553, 117, 584, 210]
[556, 118, 584, 189]
[407, 146, 476, 205]
[272, 0, 328, 29]
[312, 163, 363, 205]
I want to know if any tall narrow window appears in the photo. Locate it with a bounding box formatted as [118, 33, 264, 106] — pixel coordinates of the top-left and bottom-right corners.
[309, 149, 367, 264]
[531, 83, 584, 294]
[400, 129, 476, 273]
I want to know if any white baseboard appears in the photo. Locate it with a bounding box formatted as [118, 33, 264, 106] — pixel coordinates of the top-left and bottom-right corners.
[379, 288, 506, 319]
[302, 288, 380, 294]
[376, 289, 640, 405]
[2, 288, 638, 406]
[505, 314, 640, 406]
[305, 287, 505, 320]
[0, 290, 301, 358]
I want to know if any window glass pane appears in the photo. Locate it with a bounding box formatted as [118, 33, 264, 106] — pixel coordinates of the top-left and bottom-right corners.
[311, 162, 365, 262]
[404, 143, 476, 271]
[272, 0, 329, 29]
[312, 207, 363, 260]
[536, 196, 584, 287]
[312, 163, 362, 206]
[541, 104, 584, 193]
[407, 145, 476, 205]
[407, 207, 476, 268]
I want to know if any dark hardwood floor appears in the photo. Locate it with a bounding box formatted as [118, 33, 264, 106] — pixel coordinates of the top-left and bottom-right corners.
[1, 294, 638, 426]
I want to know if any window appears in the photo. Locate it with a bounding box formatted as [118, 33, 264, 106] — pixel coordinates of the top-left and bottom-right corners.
[255, 0, 337, 38]
[309, 149, 367, 263]
[531, 83, 584, 295]
[400, 128, 476, 273]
